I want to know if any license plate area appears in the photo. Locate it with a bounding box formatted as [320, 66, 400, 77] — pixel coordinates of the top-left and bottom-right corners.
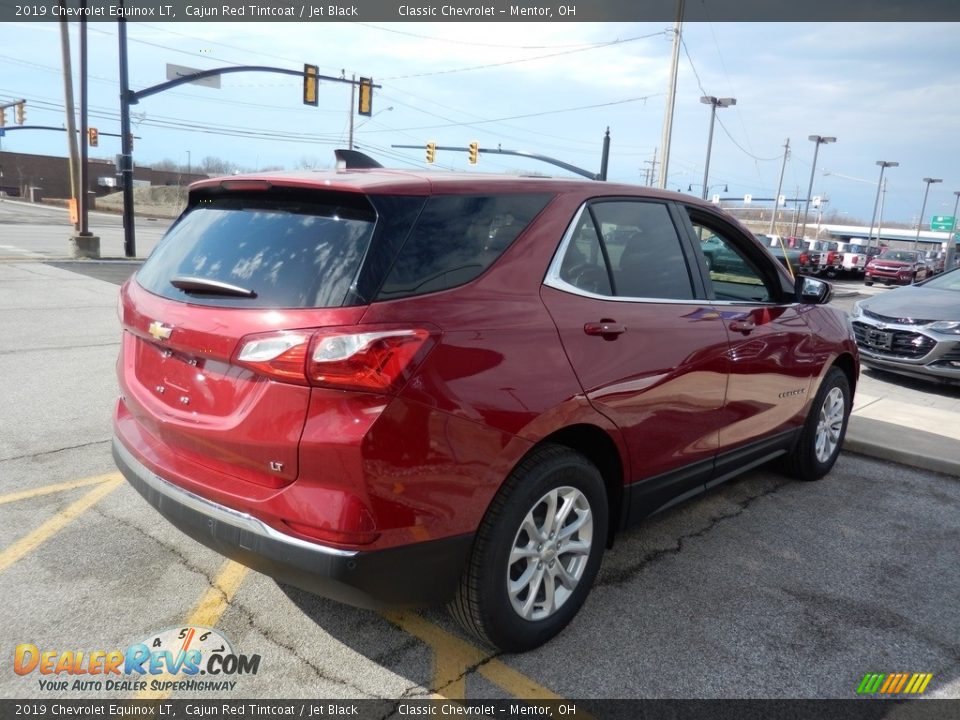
[865, 329, 893, 350]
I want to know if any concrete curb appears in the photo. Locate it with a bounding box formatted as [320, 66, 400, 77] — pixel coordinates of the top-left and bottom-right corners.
[844, 415, 960, 478]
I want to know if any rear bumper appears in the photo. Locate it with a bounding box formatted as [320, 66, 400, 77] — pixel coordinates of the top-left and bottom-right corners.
[113, 437, 473, 609]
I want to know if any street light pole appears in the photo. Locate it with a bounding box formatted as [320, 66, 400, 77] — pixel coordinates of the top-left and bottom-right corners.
[866, 160, 898, 252]
[947, 191, 960, 270]
[700, 96, 736, 201]
[800, 135, 835, 240]
[912, 177, 942, 252]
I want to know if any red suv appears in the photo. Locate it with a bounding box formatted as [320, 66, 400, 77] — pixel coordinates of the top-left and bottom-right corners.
[113, 158, 858, 651]
[864, 249, 929, 286]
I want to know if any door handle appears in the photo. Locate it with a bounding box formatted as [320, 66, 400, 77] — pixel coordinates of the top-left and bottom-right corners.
[584, 321, 626, 339]
[729, 320, 756, 334]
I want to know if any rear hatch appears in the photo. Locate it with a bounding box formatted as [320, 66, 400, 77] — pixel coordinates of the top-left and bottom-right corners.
[118, 184, 379, 488]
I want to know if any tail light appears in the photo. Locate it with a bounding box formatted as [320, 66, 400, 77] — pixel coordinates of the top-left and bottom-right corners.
[235, 325, 436, 393]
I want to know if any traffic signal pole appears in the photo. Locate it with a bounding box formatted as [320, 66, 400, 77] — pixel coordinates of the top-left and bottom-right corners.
[118, 12, 136, 257]
[390, 133, 610, 180]
[114, 21, 379, 258]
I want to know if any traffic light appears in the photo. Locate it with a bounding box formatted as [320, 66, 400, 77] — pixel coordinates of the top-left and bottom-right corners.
[88, 127, 99, 147]
[358, 77, 373, 117]
[15, 102, 25, 124]
[426, 142, 436, 164]
[468, 141, 479, 165]
[303, 64, 319, 106]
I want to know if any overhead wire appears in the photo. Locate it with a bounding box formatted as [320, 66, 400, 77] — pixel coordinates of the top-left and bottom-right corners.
[383, 30, 665, 80]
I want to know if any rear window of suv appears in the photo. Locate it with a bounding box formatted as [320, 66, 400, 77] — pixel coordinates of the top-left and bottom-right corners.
[136, 191, 377, 308]
[375, 193, 553, 300]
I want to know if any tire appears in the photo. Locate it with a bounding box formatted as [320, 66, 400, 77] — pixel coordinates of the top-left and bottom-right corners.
[783, 367, 851, 482]
[864, 280, 873, 286]
[824, 267, 839, 279]
[449, 444, 608, 652]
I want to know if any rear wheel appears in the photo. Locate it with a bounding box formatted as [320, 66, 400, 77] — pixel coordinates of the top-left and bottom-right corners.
[864, 280, 873, 286]
[449, 444, 608, 652]
[783, 367, 851, 481]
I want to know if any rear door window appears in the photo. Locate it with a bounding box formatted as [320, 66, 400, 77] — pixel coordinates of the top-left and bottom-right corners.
[375, 193, 553, 300]
[136, 191, 376, 308]
[551, 200, 696, 300]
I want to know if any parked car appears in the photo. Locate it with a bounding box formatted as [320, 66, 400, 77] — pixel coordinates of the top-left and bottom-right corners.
[851, 268, 960, 384]
[864, 249, 929, 286]
[924, 251, 946, 275]
[113, 155, 859, 652]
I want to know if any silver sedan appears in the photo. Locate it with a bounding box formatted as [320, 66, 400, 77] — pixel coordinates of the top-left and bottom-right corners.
[851, 268, 960, 384]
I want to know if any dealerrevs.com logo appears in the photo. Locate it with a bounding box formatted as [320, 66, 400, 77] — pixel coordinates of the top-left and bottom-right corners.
[857, 672, 934, 695]
[13, 626, 260, 693]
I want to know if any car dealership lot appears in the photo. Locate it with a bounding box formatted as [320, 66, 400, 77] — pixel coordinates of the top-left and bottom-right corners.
[1, 259, 958, 701]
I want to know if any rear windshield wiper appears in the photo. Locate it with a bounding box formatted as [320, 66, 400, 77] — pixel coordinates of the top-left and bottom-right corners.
[169, 276, 257, 298]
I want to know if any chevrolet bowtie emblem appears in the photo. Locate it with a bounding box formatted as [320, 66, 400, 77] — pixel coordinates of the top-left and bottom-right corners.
[148, 321, 173, 341]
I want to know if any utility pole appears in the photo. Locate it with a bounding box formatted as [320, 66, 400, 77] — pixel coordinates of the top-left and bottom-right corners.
[348, 73, 356, 150]
[657, 0, 684, 189]
[866, 160, 898, 253]
[58, 10, 81, 232]
[642, 147, 658, 186]
[769, 138, 789, 235]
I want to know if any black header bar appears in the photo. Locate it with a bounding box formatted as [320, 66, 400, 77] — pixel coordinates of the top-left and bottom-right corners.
[4, 0, 960, 22]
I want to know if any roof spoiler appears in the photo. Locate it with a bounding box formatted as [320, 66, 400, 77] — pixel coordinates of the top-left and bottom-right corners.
[334, 149, 383, 169]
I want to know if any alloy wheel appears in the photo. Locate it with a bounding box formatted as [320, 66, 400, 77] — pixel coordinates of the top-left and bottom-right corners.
[507, 486, 593, 621]
[814, 387, 846, 463]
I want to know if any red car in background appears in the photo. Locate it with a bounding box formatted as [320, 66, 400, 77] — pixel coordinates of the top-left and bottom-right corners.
[113, 154, 858, 651]
[864, 249, 929, 286]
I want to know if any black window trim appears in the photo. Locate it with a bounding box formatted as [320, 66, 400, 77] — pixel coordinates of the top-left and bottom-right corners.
[543, 197, 708, 304]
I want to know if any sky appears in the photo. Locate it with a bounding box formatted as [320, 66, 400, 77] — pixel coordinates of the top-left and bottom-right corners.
[1, 20, 959, 226]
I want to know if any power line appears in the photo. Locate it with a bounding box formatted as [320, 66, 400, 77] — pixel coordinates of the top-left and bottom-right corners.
[365, 95, 661, 133]
[355, 23, 647, 50]
[383, 31, 665, 80]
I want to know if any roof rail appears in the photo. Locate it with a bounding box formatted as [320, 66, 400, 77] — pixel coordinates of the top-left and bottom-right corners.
[334, 149, 383, 169]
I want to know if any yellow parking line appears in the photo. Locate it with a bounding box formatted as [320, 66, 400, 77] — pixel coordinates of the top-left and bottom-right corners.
[186, 560, 250, 627]
[0, 476, 124, 573]
[134, 560, 249, 700]
[0, 473, 122, 505]
[384, 611, 563, 701]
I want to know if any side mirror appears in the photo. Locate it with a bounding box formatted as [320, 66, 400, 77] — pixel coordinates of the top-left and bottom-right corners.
[795, 275, 832, 305]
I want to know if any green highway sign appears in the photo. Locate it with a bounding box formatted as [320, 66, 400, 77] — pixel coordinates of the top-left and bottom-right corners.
[931, 215, 955, 231]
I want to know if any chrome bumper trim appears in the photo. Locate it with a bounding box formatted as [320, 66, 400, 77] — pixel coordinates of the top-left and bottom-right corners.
[113, 437, 358, 559]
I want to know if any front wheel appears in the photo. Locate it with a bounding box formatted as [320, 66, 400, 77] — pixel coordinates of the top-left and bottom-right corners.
[449, 445, 608, 652]
[783, 367, 851, 481]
